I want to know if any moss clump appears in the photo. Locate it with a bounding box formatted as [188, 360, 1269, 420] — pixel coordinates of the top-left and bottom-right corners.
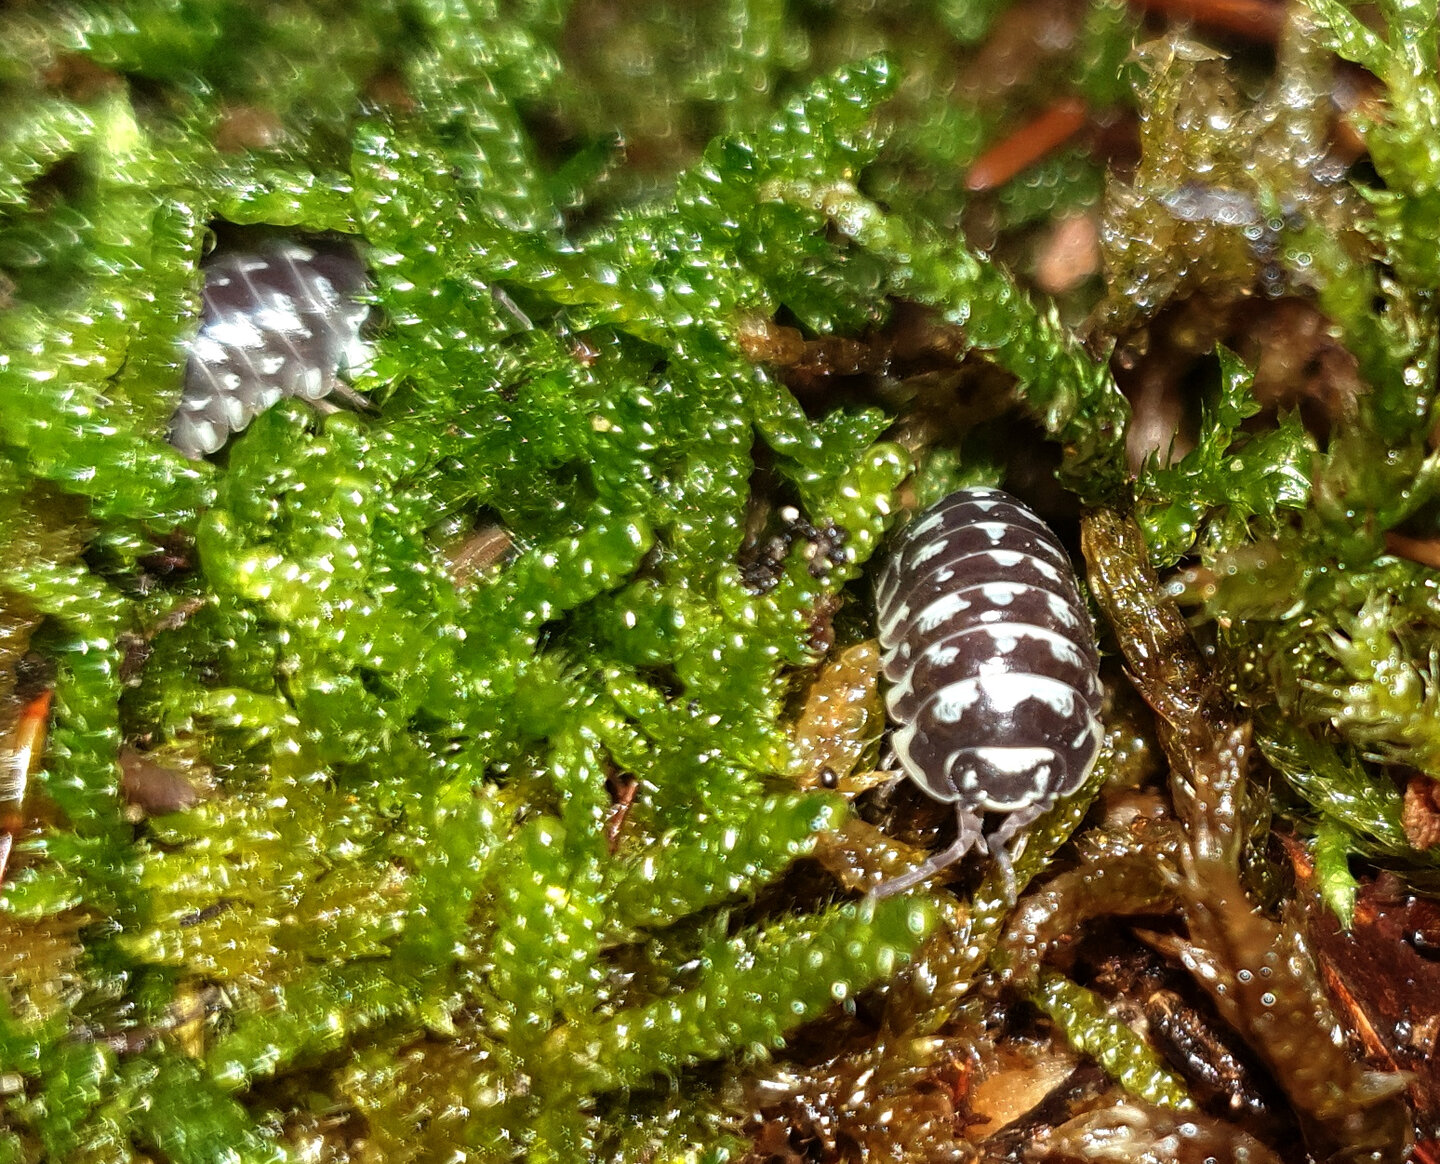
[0, 8, 944, 1160]
[3, 0, 1440, 1158]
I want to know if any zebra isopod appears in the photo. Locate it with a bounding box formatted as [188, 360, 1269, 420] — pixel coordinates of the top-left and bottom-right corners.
[168, 239, 371, 459]
[871, 486, 1103, 899]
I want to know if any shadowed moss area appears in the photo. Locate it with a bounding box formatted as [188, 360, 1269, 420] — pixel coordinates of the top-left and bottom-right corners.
[2, 0, 1440, 1159]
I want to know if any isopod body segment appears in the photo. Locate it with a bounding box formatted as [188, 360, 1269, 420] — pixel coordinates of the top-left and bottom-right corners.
[168, 240, 371, 459]
[871, 487, 1103, 898]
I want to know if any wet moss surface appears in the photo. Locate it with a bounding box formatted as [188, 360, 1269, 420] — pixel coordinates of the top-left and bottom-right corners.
[1, 1, 1439, 1160]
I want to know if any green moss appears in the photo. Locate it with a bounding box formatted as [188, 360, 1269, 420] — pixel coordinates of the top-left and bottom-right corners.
[4, 0, 1440, 1156]
[1138, 347, 1313, 565]
[1032, 969, 1194, 1111]
[0, 8, 949, 1156]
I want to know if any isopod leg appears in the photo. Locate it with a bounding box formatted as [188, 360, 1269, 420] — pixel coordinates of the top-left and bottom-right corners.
[869, 806, 984, 899]
[985, 800, 1050, 904]
[327, 383, 375, 414]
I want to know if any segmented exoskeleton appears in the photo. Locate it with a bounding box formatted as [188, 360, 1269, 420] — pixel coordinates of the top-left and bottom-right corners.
[168, 240, 370, 458]
[872, 487, 1103, 898]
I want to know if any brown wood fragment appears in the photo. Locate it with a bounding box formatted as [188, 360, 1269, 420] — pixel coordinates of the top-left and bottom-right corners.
[0, 689, 52, 883]
[1386, 531, 1440, 572]
[1291, 848, 1440, 1145]
[446, 525, 514, 587]
[604, 769, 639, 853]
[1402, 774, 1440, 850]
[119, 746, 210, 818]
[214, 104, 287, 152]
[736, 317, 808, 367]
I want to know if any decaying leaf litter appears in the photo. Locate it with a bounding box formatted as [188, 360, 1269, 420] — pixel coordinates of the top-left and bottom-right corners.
[1, 0, 1439, 1160]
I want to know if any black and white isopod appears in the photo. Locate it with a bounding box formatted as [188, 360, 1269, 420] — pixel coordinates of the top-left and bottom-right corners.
[871, 486, 1103, 899]
[168, 239, 371, 459]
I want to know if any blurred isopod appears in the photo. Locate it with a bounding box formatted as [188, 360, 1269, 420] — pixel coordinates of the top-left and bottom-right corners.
[168, 238, 371, 458]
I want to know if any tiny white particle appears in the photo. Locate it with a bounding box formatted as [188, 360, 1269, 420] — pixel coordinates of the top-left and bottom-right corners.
[294, 365, 326, 399]
[922, 641, 961, 668]
[1043, 591, 1081, 626]
[914, 591, 968, 635]
[223, 393, 250, 428]
[254, 304, 304, 336]
[975, 673, 1077, 717]
[191, 335, 229, 365]
[979, 581, 1020, 605]
[203, 317, 266, 350]
[909, 511, 946, 541]
[186, 418, 220, 455]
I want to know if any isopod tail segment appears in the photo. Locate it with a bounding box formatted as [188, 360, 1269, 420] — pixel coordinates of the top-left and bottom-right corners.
[866, 486, 1104, 902]
[0, 688, 52, 885]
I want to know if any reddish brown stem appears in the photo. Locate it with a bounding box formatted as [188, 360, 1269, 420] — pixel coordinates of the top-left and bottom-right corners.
[0, 688, 52, 883]
[965, 97, 1089, 193]
[1385, 530, 1440, 572]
